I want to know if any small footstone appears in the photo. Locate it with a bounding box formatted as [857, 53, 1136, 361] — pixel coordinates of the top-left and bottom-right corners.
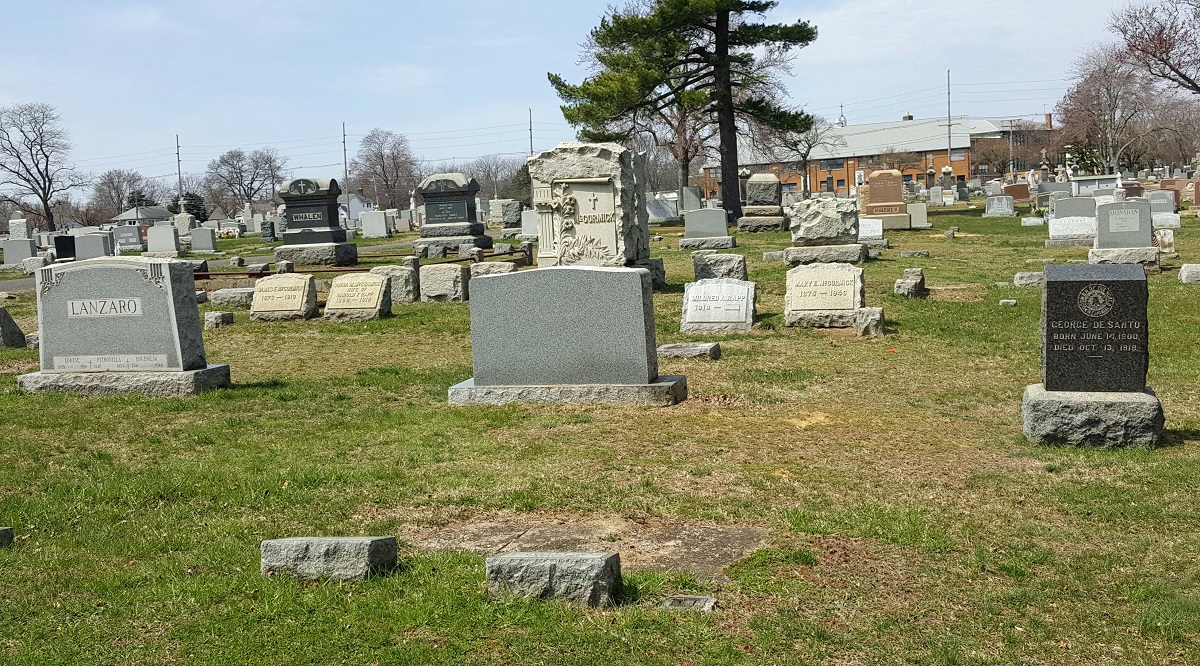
[1013, 272, 1045, 288]
[1180, 264, 1200, 284]
[944, 230, 956, 239]
[195, 291, 208, 304]
[205, 312, 234, 330]
[0, 527, 12, 547]
[763, 250, 786, 261]
[210, 288, 256, 308]
[999, 299, 1017, 306]
[660, 595, 717, 611]
[657, 342, 721, 360]
[246, 263, 269, 273]
[260, 536, 398, 580]
[901, 250, 929, 258]
[486, 552, 621, 608]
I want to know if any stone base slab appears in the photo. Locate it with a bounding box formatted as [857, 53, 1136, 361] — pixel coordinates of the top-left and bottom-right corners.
[412, 235, 494, 252]
[879, 214, 911, 230]
[784, 307, 884, 336]
[18, 364, 231, 397]
[860, 238, 889, 249]
[273, 242, 358, 267]
[657, 343, 721, 359]
[261, 537, 398, 580]
[783, 244, 868, 266]
[736, 216, 787, 232]
[142, 251, 182, 258]
[1021, 384, 1163, 448]
[1088, 247, 1159, 265]
[679, 236, 736, 250]
[1180, 264, 1200, 283]
[680, 321, 752, 334]
[1045, 238, 1094, 248]
[448, 375, 687, 407]
[420, 222, 486, 238]
[210, 288, 256, 308]
[486, 551, 621, 608]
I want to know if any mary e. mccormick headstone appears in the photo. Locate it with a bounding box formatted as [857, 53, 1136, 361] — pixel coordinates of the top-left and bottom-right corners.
[1022, 263, 1163, 447]
[784, 262, 883, 336]
[18, 257, 230, 396]
[251, 274, 318, 321]
[449, 266, 685, 406]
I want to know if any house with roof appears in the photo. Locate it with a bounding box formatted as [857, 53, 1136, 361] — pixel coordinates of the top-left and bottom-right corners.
[110, 206, 173, 225]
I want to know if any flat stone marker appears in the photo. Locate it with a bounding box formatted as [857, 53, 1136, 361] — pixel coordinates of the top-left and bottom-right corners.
[420, 264, 470, 302]
[260, 537, 398, 580]
[204, 312, 234, 329]
[659, 595, 717, 611]
[0, 307, 26, 348]
[251, 274, 318, 321]
[0, 527, 11, 547]
[657, 342, 721, 360]
[681, 278, 754, 334]
[323, 273, 390, 322]
[210, 288, 256, 309]
[17, 257, 230, 396]
[1180, 264, 1200, 284]
[450, 266, 685, 406]
[486, 551, 621, 608]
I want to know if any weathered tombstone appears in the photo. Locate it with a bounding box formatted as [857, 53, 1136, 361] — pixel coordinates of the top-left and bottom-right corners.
[261, 537, 398, 580]
[983, 196, 1016, 217]
[370, 260, 419, 303]
[261, 215, 277, 242]
[250, 274, 318, 321]
[0, 307, 26, 347]
[519, 210, 539, 238]
[17, 257, 230, 395]
[894, 267, 928, 298]
[146, 226, 180, 255]
[414, 173, 493, 255]
[783, 198, 867, 265]
[857, 217, 887, 248]
[74, 233, 114, 260]
[2, 239, 37, 266]
[323, 273, 390, 322]
[448, 266, 686, 406]
[419, 263, 470, 302]
[190, 227, 218, 253]
[1022, 264, 1162, 447]
[680, 186, 704, 213]
[783, 262, 883, 335]
[491, 198, 523, 235]
[486, 552, 621, 608]
[172, 212, 198, 237]
[1154, 229, 1175, 255]
[679, 209, 733, 250]
[927, 186, 943, 207]
[736, 173, 787, 231]
[681, 278, 755, 333]
[692, 251, 747, 281]
[528, 143, 661, 285]
[274, 178, 357, 266]
[8, 214, 32, 240]
[908, 203, 931, 229]
[360, 211, 389, 238]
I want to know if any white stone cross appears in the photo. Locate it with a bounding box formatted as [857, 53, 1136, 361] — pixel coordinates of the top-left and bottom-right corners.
[587, 192, 599, 210]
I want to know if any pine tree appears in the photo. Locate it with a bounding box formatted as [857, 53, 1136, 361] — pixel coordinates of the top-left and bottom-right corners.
[125, 189, 158, 209]
[549, 0, 816, 218]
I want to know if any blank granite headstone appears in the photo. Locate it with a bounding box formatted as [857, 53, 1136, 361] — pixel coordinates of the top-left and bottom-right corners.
[147, 226, 180, 253]
[261, 537, 398, 580]
[324, 273, 391, 322]
[449, 266, 685, 405]
[927, 186, 943, 206]
[17, 257, 230, 396]
[737, 173, 787, 231]
[908, 203, 931, 229]
[74, 234, 114, 260]
[0, 307, 26, 347]
[190, 227, 218, 252]
[681, 278, 755, 333]
[3, 239, 37, 265]
[361, 211, 389, 238]
[520, 209, 540, 236]
[486, 552, 621, 608]
[250, 274, 318, 321]
[679, 209, 734, 250]
[1023, 263, 1162, 447]
[1054, 197, 1097, 220]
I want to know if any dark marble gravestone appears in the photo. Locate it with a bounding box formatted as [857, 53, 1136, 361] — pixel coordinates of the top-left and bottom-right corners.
[1041, 264, 1148, 392]
[277, 178, 345, 245]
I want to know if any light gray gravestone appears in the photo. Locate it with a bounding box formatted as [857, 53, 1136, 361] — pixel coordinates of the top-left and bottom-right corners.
[370, 263, 419, 303]
[983, 196, 1016, 217]
[1053, 197, 1097, 220]
[250, 274, 318, 321]
[681, 278, 755, 333]
[113, 226, 145, 251]
[261, 537, 398, 580]
[360, 211, 389, 238]
[927, 186, 943, 206]
[486, 552, 621, 608]
[449, 266, 686, 406]
[1094, 201, 1153, 249]
[789, 197, 860, 246]
[908, 203, 931, 229]
[74, 234, 114, 260]
[2, 239, 37, 265]
[520, 209, 540, 237]
[190, 227, 218, 253]
[691, 251, 747, 281]
[17, 257, 230, 396]
[784, 262, 883, 336]
[419, 263, 470, 302]
[146, 226, 180, 254]
[679, 209, 734, 250]
[323, 273, 391, 322]
[680, 186, 704, 213]
[8, 214, 31, 240]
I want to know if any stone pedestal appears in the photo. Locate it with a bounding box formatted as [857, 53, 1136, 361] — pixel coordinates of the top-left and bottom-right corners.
[449, 375, 687, 407]
[1021, 384, 1163, 447]
[783, 308, 884, 336]
[19, 364, 231, 397]
[879, 214, 911, 230]
[782, 244, 868, 266]
[273, 242, 357, 267]
[736, 212, 787, 232]
[1088, 247, 1159, 266]
[679, 236, 735, 250]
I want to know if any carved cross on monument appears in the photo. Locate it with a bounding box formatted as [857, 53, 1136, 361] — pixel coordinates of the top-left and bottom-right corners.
[587, 192, 599, 210]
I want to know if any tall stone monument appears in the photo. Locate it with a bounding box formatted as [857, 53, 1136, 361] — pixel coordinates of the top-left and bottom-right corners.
[863, 169, 910, 229]
[413, 173, 493, 255]
[736, 173, 787, 232]
[1022, 264, 1163, 446]
[273, 178, 358, 266]
[17, 257, 231, 396]
[528, 142, 662, 286]
[782, 197, 868, 265]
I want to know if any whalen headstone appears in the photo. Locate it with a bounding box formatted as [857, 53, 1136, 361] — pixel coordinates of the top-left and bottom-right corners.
[1022, 263, 1162, 446]
[274, 178, 357, 266]
[448, 266, 685, 406]
[17, 257, 230, 396]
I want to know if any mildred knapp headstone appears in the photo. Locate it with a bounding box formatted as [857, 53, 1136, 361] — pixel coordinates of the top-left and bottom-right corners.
[17, 257, 230, 396]
[1023, 263, 1163, 447]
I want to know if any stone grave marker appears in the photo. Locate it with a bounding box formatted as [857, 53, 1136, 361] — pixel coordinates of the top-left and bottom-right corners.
[250, 274, 318, 321]
[74, 233, 114, 260]
[370, 259, 419, 303]
[1003, 183, 1030, 201]
[275, 178, 357, 266]
[864, 169, 909, 229]
[1022, 264, 1162, 447]
[908, 203, 931, 229]
[679, 209, 733, 250]
[857, 217, 886, 248]
[448, 266, 686, 406]
[681, 278, 755, 333]
[2, 238, 37, 266]
[415, 173, 493, 255]
[520, 210, 539, 238]
[190, 227, 218, 253]
[736, 173, 786, 231]
[360, 211, 389, 238]
[17, 257, 230, 395]
[927, 186, 943, 206]
[147, 226, 180, 254]
[680, 186, 704, 212]
[323, 273, 390, 321]
[1094, 201, 1153, 249]
[983, 196, 1016, 217]
[783, 198, 867, 265]
[783, 262, 882, 335]
[113, 226, 145, 251]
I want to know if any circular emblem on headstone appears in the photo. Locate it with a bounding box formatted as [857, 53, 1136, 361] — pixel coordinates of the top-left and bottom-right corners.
[1077, 284, 1115, 317]
[288, 179, 318, 195]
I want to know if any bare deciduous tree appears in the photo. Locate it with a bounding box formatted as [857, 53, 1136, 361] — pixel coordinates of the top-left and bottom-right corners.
[1111, 0, 1200, 95]
[349, 128, 420, 209]
[748, 114, 845, 197]
[0, 102, 88, 231]
[204, 148, 287, 208]
[91, 169, 170, 220]
[468, 153, 525, 199]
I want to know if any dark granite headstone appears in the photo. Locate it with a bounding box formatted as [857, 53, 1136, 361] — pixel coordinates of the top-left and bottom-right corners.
[1041, 264, 1148, 392]
[53, 235, 76, 261]
[277, 178, 345, 245]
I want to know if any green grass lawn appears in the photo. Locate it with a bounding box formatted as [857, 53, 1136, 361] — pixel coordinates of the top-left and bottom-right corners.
[1, 206, 1198, 664]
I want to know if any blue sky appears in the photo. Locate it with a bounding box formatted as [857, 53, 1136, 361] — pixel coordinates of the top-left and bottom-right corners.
[0, 0, 1127, 187]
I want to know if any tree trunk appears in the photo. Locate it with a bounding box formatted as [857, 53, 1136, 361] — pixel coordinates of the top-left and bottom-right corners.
[677, 155, 690, 215]
[800, 158, 810, 198]
[41, 199, 55, 232]
[713, 10, 742, 221]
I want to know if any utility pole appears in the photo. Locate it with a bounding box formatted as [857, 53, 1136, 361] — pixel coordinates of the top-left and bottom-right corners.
[176, 134, 183, 196]
[528, 109, 534, 156]
[946, 69, 952, 167]
[342, 122, 349, 191]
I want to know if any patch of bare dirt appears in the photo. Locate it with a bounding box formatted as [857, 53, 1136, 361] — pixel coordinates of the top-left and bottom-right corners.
[929, 283, 986, 302]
